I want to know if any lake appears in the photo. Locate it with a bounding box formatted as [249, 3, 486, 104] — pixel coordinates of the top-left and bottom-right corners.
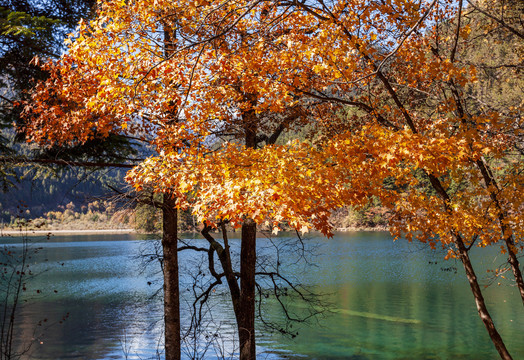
[1, 231, 523, 359]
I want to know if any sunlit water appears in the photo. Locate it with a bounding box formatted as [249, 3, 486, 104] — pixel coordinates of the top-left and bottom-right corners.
[1, 231, 522, 359]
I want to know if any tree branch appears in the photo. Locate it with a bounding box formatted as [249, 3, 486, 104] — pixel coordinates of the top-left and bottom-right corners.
[466, 0, 524, 40]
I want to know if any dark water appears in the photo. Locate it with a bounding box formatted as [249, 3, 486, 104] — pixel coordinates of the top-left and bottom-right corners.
[1, 231, 522, 359]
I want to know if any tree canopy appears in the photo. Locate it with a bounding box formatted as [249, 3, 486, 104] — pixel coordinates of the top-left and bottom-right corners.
[23, 0, 523, 358]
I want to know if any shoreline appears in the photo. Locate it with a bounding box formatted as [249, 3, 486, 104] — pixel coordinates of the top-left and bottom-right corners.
[0, 228, 137, 236]
[0, 226, 388, 237]
[336, 226, 388, 232]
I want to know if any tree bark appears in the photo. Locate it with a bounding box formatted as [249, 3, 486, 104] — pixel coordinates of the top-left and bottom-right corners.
[456, 239, 512, 360]
[238, 218, 257, 360]
[201, 222, 256, 359]
[161, 19, 181, 360]
[162, 194, 180, 360]
[475, 158, 524, 306]
[426, 172, 513, 359]
[201, 223, 242, 318]
[507, 245, 524, 306]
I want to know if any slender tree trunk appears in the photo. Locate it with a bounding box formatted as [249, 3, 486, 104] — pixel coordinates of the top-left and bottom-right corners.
[378, 63, 513, 356]
[475, 158, 524, 306]
[455, 239, 512, 359]
[201, 223, 243, 325]
[507, 246, 524, 305]
[238, 218, 256, 360]
[160, 18, 181, 360]
[235, 89, 258, 360]
[162, 194, 180, 360]
[428, 172, 513, 359]
[321, 6, 513, 354]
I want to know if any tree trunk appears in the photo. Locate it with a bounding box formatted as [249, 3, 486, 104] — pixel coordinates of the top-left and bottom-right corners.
[456, 240, 512, 360]
[425, 173, 512, 359]
[162, 194, 180, 360]
[238, 218, 256, 360]
[506, 244, 524, 306]
[475, 158, 524, 306]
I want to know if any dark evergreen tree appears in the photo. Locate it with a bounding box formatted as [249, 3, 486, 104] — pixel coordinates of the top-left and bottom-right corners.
[0, 0, 97, 152]
[0, 0, 145, 222]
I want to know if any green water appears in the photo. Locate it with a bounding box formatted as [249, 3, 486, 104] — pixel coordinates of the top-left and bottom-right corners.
[0, 231, 522, 359]
[260, 232, 523, 359]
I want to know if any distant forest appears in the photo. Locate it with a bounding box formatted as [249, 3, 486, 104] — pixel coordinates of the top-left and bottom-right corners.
[1, 167, 126, 223]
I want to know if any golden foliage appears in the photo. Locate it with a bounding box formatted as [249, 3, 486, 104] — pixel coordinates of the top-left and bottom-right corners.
[24, 0, 523, 253]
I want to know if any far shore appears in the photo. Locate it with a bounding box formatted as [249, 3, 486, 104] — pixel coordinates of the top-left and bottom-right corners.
[0, 228, 137, 236]
[1, 226, 388, 237]
[336, 226, 388, 232]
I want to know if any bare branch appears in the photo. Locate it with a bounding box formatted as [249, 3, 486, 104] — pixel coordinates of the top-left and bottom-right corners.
[466, 0, 524, 40]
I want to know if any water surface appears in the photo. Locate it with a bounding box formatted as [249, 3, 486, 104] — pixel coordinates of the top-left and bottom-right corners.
[1, 231, 522, 359]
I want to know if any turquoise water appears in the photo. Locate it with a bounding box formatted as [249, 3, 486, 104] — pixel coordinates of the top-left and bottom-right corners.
[1, 231, 522, 359]
[260, 233, 523, 359]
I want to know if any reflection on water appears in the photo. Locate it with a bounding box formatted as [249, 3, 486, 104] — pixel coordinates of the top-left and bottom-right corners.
[260, 233, 524, 360]
[1, 232, 523, 359]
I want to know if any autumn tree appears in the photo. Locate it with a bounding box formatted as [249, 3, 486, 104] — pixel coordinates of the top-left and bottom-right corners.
[209, 0, 523, 358]
[456, 0, 524, 303]
[24, 0, 523, 359]
[128, 0, 523, 358]
[25, 2, 337, 358]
